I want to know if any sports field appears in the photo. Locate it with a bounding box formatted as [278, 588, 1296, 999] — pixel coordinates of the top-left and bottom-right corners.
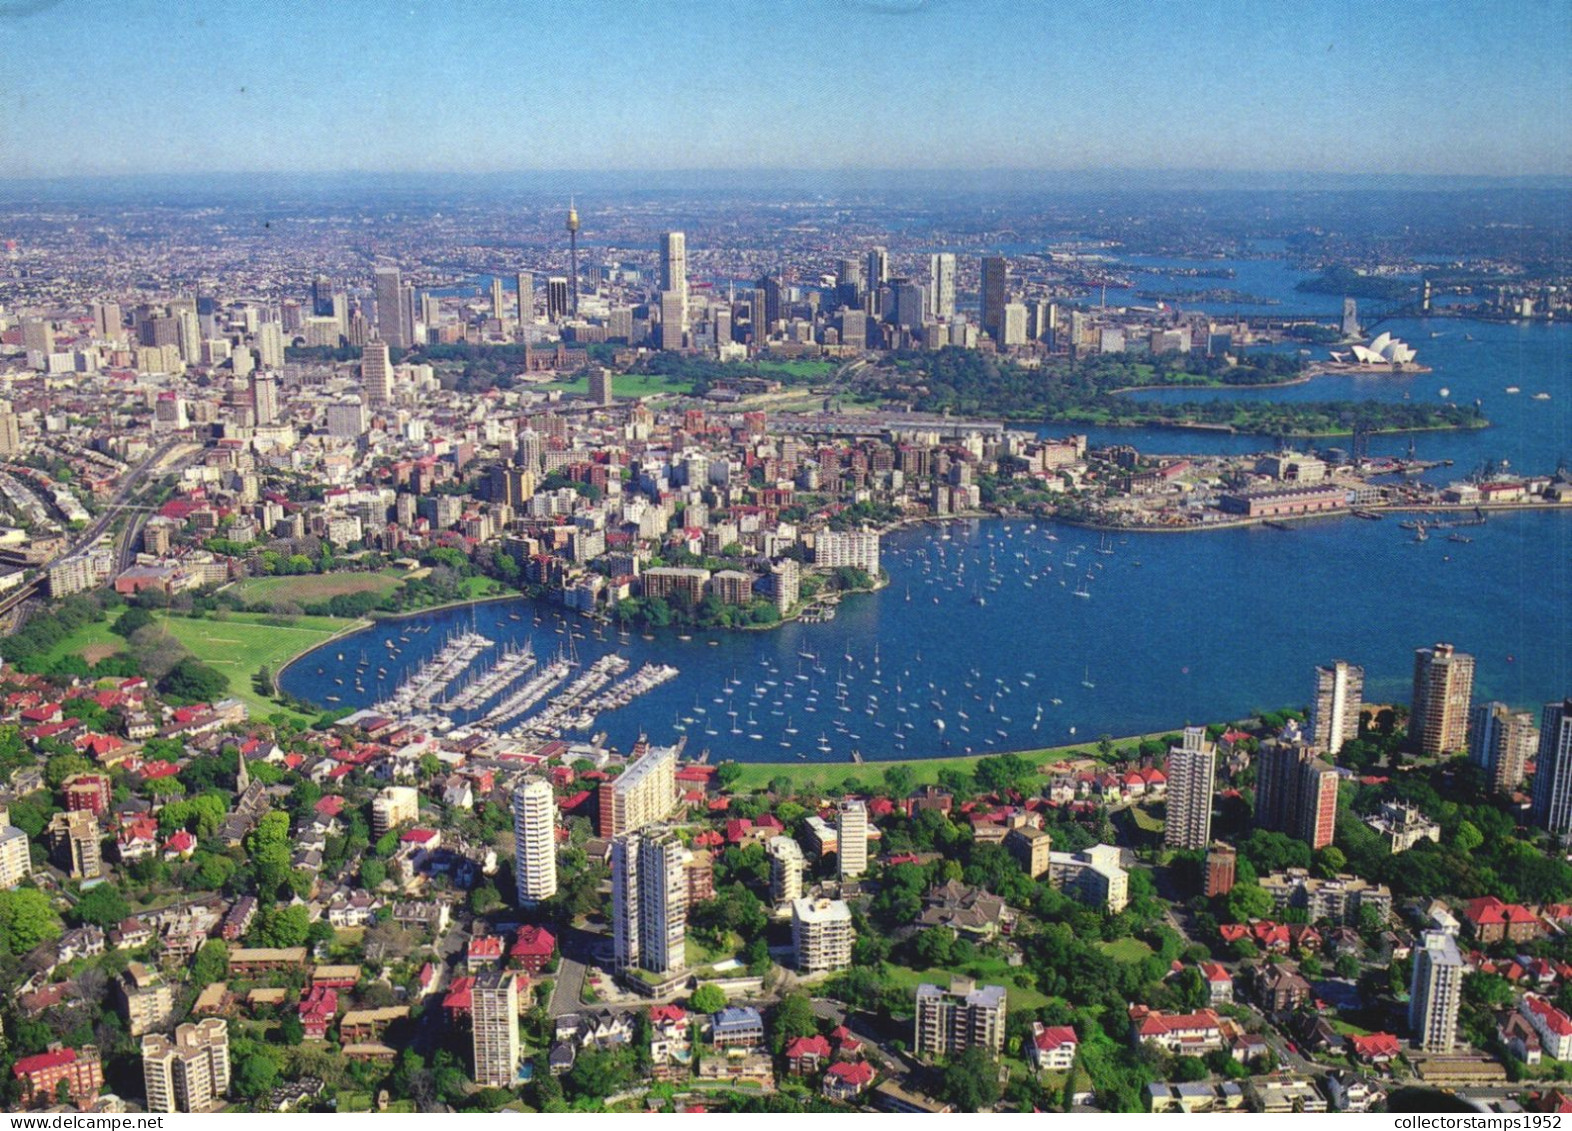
[233, 570, 403, 605]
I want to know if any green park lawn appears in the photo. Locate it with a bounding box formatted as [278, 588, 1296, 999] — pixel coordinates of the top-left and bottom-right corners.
[539, 373, 695, 397]
[232, 569, 405, 606]
[1094, 938, 1155, 963]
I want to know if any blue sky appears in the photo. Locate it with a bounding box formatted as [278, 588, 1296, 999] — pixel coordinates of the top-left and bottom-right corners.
[0, 0, 1566, 178]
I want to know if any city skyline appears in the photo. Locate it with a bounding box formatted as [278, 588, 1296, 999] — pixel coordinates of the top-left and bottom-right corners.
[0, 0, 1568, 180]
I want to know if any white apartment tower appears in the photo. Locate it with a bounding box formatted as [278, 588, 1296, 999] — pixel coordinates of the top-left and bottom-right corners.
[1409, 929, 1463, 1053]
[1311, 660, 1364, 756]
[836, 799, 868, 880]
[1164, 726, 1216, 851]
[512, 777, 558, 907]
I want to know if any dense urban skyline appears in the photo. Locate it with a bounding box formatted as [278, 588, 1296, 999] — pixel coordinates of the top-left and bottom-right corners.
[0, 0, 1568, 179]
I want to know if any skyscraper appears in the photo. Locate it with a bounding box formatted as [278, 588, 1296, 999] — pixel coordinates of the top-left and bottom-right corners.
[516, 271, 534, 326]
[1411, 644, 1475, 755]
[470, 970, 520, 1086]
[566, 201, 581, 315]
[546, 277, 570, 323]
[837, 799, 868, 880]
[490, 276, 505, 322]
[1409, 929, 1463, 1052]
[1342, 297, 1360, 338]
[1471, 701, 1537, 795]
[361, 339, 393, 408]
[865, 246, 889, 298]
[929, 253, 956, 320]
[1532, 700, 1572, 840]
[249, 372, 279, 427]
[611, 829, 687, 976]
[659, 231, 688, 323]
[312, 275, 335, 317]
[513, 778, 557, 907]
[1254, 740, 1338, 850]
[1163, 726, 1215, 851]
[373, 266, 410, 349]
[979, 256, 1008, 340]
[1311, 661, 1364, 756]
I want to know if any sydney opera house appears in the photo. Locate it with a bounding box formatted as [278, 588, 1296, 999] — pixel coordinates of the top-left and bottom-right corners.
[1334, 331, 1419, 366]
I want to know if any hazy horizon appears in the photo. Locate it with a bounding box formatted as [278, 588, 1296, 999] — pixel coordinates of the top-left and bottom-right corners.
[0, 0, 1566, 180]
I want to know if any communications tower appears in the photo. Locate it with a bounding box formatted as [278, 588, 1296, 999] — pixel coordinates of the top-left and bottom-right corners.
[566, 199, 580, 315]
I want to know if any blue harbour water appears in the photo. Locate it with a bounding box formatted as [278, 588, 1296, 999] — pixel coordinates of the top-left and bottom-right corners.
[281, 261, 1572, 765]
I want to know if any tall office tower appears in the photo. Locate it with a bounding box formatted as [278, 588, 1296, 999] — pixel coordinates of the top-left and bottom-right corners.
[1029, 300, 1057, 344]
[249, 373, 279, 427]
[1163, 726, 1216, 851]
[470, 970, 520, 1086]
[750, 287, 771, 344]
[141, 1019, 230, 1113]
[865, 246, 889, 294]
[659, 231, 688, 320]
[892, 281, 926, 331]
[566, 200, 581, 314]
[516, 272, 534, 326]
[598, 742, 678, 837]
[175, 309, 201, 364]
[659, 291, 686, 350]
[360, 339, 393, 407]
[914, 976, 1007, 1058]
[929, 253, 956, 320]
[1001, 302, 1029, 346]
[1311, 661, 1364, 756]
[1532, 701, 1572, 840]
[611, 829, 688, 976]
[419, 291, 440, 330]
[512, 777, 557, 907]
[516, 428, 543, 474]
[1409, 929, 1463, 1053]
[1253, 740, 1338, 850]
[254, 321, 285, 369]
[490, 276, 505, 322]
[374, 266, 409, 349]
[94, 302, 122, 340]
[401, 283, 417, 342]
[546, 277, 570, 322]
[837, 257, 864, 298]
[1411, 643, 1476, 756]
[837, 799, 868, 880]
[1341, 297, 1360, 338]
[1471, 701, 1538, 795]
[0, 406, 21, 457]
[979, 255, 1008, 340]
[312, 275, 335, 317]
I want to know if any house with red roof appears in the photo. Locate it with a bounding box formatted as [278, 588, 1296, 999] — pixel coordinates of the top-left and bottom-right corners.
[1523, 994, 1572, 1060]
[467, 935, 505, 973]
[1200, 962, 1234, 1005]
[1465, 896, 1545, 944]
[785, 1034, 832, 1075]
[299, 985, 338, 1040]
[1028, 1023, 1079, 1071]
[509, 925, 556, 974]
[162, 830, 197, 860]
[821, 1059, 876, 1101]
[1347, 1032, 1403, 1065]
[442, 976, 475, 1020]
[649, 1003, 688, 1038]
[1129, 1005, 1225, 1054]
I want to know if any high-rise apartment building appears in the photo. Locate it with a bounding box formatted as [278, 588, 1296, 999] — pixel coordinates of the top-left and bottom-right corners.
[767, 835, 805, 905]
[1411, 643, 1475, 755]
[1409, 929, 1463, 1052]
[837, 799, 868, 880]
[512, 777, 557, 907]
[370, 785, 418, 837]
[1311, 661, 1364, 756]
[1471, 701, 1537, 795]
[1532, 700, 1572, 840]
[470, 970, 520, 1087]
[1204, 843, 1237, 898]
[48, 810, 101, 879]
[0, 408, 20, 458]
[979, 256, 1008, 340]
[0, 805, 31, 889]
[1164, 727, 1216, 851]
[142, 1019, 230, 1113]
[914, 977, 1007, 1059]
[598, 742, 678, 837]
[373, 266, 411, 349]
[361, 339, 393, 408]
[929, 253, 956, 320]
[611, 829, 687, 976]
[117, 962, 176, 1037]
[791, 897, 855, 973]
[1254, 740, 1338, 850]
